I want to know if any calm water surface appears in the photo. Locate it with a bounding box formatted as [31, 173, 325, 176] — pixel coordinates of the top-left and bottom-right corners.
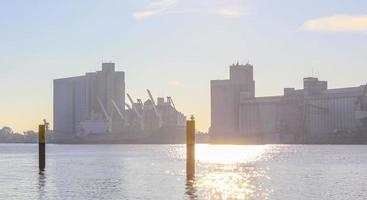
[0, 144, 366, 200]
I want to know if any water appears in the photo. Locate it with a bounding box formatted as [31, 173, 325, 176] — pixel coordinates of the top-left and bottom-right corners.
[0, 144, 366, 200]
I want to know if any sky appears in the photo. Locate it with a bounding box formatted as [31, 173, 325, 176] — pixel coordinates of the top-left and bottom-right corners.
[0, 0, 367, 132]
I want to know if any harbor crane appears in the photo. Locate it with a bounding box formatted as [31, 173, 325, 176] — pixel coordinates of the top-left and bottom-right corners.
[137, 99, 143, 108]
[125, 103, 132, 110]
[127, 93, 143, 120]
[126, 93, 144, 130]
[97, 97, 111, 122]
[94, 97, 112, 133]
[111, 100, 128, 125]
[147, 89, 162, 128]
[167, 96, 177, 112]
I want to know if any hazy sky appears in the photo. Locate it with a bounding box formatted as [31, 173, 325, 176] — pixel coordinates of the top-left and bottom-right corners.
[1, 0, 367, 132]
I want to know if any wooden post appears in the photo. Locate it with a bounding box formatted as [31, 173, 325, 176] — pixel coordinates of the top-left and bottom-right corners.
[186, 116, 195, 180]
[39, 125, 46, 171]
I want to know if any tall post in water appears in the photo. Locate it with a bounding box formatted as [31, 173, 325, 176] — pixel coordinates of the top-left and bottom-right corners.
[186, 116, 195, 180]
[39, 125, 46, 171]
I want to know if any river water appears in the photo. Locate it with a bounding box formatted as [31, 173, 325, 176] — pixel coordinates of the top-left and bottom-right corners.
[0, 144, 366, 200]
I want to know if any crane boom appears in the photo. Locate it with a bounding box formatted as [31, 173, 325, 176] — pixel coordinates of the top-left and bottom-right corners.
[147, 89, 159, 117]
[126, 93, 142, 119]
[112, 100, 125, 121]
[167, 96, 176, 111]
[125, 103, 132, 110]
[97, 97, 111, 121]
[147, 89, 162, 127]
[126, 93, 134, 106]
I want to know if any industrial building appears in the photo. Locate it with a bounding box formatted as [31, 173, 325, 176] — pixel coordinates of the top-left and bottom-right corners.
[210, 62, 255, 142]
[54, 62, 125, 138]
[54, 62, 186, 143]
[210, 63, 367, 144]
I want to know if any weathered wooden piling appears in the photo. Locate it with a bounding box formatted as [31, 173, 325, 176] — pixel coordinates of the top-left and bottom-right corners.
[186, 116, 195, 180]
[39, 125, 46, 171]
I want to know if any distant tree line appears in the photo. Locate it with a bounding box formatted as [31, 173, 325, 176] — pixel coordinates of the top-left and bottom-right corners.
[0, 126, 54, 143]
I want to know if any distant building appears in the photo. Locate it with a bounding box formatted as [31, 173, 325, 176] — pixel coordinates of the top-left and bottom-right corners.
[54, 63, 125, 138]
[54, 62, 186, 143]
[210, 62, 255, 142]
[211, 63, 367, 144]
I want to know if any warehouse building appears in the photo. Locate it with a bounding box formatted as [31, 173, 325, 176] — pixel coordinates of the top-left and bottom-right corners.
[54, 63, 125, 138]
[210, 62, 255, 142]
[211, 63, 367, 143]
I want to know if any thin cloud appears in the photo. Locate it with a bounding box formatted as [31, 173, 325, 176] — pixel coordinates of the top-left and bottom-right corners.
[217, 8, 243, 17]
[302, 15, 367, 32]
[133, 0, 177, 20]
[133, 1, 244, 20]
[166, 8, 244, 17]
[133, 11, 157, 19]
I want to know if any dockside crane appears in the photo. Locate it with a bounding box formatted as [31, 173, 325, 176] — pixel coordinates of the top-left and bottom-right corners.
[125, 103, 132, 111]
[111, 100, 128, 125]
[97, 97, 111, 122]
[137, 99, 143, 108]
[127, 93, 143, 120]
[125, 101, 143, 130]
[167, 96, 177, 112]
[96, 97, 112, 133]
[147, 89, 162, 128]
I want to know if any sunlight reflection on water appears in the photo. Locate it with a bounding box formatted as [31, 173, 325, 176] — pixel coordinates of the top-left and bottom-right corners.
[2, 144, 366, 199]
[176, 144, 274, 200]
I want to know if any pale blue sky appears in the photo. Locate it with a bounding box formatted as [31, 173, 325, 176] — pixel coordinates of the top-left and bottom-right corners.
[1, 0, 367, 132]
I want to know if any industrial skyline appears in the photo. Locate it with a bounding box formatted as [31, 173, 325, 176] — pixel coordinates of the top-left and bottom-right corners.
[211, 63, 367, 144]
[2, 2, 367, 200]
[54, 62, 187, 143]
[1, 1, 367, 133]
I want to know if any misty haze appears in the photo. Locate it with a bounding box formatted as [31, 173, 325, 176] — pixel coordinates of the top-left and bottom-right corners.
[1, 1, 367, 200]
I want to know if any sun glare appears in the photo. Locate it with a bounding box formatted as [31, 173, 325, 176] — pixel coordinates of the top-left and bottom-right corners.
[186, 144, 272, 199]
[195, 144, 267, 164]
